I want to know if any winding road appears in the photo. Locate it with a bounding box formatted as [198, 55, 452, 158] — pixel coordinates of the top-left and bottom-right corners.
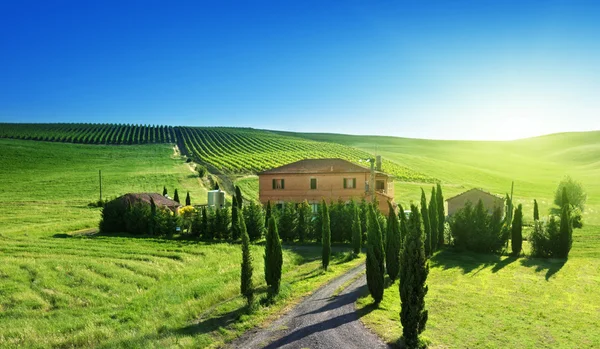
[229, 264, 391, 349]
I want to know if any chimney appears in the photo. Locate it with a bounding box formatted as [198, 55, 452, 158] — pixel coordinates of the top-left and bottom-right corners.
[376, 155, 382, 171]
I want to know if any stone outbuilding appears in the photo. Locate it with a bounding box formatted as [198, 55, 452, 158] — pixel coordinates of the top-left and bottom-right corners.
[445, 188, 504, 216]
[117, 193, 181, 214]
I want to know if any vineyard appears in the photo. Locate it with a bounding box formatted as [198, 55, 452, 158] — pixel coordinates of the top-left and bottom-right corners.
[0, 123, 434, 182]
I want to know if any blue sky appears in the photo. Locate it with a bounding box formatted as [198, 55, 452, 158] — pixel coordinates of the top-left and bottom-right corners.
[1, 1, 599, 140]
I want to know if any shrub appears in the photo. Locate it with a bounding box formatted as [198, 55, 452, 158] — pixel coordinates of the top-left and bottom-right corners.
[196, 165, 206, 178]
[385, 201, 401, 282]
[264, 217, 282, 295]
[311, 203, 323, 242]
[399, 203, 429, 349]
[244, 201, 264, 241]
[554, 176, 587, 211]
[322, 200, 332, 270]
[99, 199, 128, 233]
[278, 202, 297, 242]
[366, 204, 385, 304]
[420, 189, 431, 257]
[533, 199, 539, 221]
[436, 183, 445, 247]
[352, 206, 362, 255]
[557, 204, 573, 258]
[428, 186, 438, 252]
[571, 207, 583, 228]
[511, 204, 523, 256]
[529, 215, 570, 258]
[296, 201, 311, 243]
[240, 215, 254, 305]
[449, 200, 507, 253]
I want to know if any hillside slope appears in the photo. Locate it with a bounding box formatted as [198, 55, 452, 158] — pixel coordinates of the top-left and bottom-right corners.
[0, 123, 433, 182]
[280, 130, 600, 224]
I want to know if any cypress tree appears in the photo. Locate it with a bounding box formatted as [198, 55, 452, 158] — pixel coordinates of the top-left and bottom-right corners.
[366, 204, 385, 304]
[297, 201, 310, 243]
[428, 187, 438, 252]
[511, 204, 523, 256]
[244, 201, 265, 242]
[399, 204, 429, 349]
[185, 191, 191, 206]
[279, 202, 297, 242]
[420, 188, 432, 257]
[385, 201, 401, 282]
[436, 183, 445, 247]
[265, 200, 272, 227]
[173, 189, 180, 203]
[235, 186, 243, 209]
[558, 204, 573, 258]
[264, 217, 282, 295]
[240, 214, 254, 305]
[231, 196, 240, 240]
[352, 206, 362, 255]
[561, 187, 569, 209]
[398, 203, 408, 244]
[149, 197, 157, 235]
[201, 206, 209, 240]
[162, 186, 167, 196]
[322, 199, 331, 270]
[533, 199, 539, 221]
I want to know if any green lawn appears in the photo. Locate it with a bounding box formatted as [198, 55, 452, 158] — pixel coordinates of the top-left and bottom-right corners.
[356, 225, 600, 348]
[0, 139, 207, 237]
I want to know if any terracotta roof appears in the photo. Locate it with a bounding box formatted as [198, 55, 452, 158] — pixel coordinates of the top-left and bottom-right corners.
[445, 188, 505, 202]
[119, 193, 182, 208]
[258, 158, 375, 175]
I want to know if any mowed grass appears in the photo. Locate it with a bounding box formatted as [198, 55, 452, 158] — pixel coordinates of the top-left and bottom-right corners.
[0, 139, 207, 236]
[356, 225, 600, 348]
[286, 131, 600, 225]
[0, 233, 364, 348]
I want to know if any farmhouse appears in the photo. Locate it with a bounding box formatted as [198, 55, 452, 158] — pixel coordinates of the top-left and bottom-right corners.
[118, 193, 182, 213]
[445, 188, 504, 216]
[258, 158, 395, 215]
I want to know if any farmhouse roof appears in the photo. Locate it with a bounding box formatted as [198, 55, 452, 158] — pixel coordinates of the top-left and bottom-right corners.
[445, 188, 505, 202]
[258, 158, 386, 175]
[120, 193, 182, 208]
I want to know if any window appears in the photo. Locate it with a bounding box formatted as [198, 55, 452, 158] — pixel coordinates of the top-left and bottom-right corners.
[310, 178, 317, 190]
[272, 178, 285, 189]
[343, 178, 356, 189]
[376, 180, 385, 190]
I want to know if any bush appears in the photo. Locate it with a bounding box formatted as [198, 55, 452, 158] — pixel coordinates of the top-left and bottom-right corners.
[449, 200, 507, 253]
[196, 165, 206, 178]
[278, 202, 297, 242]
[571, 207, 583, 228]
[244, 201, 264, 241]
[366, 204, 384, 304]
[529, 216, 568, 258]
[264, 217, 282, 295]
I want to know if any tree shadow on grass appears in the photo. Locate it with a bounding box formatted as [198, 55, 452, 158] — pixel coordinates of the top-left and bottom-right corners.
[430, 248, 518, 275]
[175, 304, 249, 337]
[520, 257, 566, 281]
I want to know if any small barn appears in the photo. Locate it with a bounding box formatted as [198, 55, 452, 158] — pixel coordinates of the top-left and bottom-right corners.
[118, 193, 182, 214]
[445, 188, 504, 216]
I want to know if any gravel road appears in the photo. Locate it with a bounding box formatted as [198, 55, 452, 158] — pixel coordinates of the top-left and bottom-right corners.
[228, 264, 391, 349]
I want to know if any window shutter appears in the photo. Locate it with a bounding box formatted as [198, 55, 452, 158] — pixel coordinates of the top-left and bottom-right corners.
[281, 179, 285, 189]
[343, 178, 347, 189]
[353, 178, 356, 189]
[272, 179, 276, 189]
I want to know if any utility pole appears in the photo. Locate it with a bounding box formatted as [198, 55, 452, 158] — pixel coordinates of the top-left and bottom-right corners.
[99, 170, 103, 202]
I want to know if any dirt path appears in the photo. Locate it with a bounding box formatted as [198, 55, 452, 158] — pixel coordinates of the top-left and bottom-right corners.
[229, 264, 390, 349]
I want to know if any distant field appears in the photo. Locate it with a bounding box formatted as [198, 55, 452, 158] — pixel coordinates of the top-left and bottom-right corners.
[0, 123, 433, 182]
[283, 131, 600, 225]
[0, 139, 206, 236]
[356, 225, 600, 348]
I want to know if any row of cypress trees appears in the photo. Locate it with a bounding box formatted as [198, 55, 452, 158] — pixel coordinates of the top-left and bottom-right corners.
[161, 186, 192, 206]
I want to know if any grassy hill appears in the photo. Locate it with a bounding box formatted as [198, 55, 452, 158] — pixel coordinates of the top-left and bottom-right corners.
[0, 123, 433, 182]
[280, 130, 600, 225]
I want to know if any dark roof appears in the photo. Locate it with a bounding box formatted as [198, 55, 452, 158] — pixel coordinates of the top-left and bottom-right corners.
[119, 193, 182, 207]
[445, 188, 505, 202]
[258, 158, 374, 175]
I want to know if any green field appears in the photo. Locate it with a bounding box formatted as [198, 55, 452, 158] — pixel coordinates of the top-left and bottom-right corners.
[356, 226, 600, 348]
[0, 138, 364, 348]
[0, 139, 207, 236]
[1, 126, 599, 348]
[283, 131, 600, 225]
